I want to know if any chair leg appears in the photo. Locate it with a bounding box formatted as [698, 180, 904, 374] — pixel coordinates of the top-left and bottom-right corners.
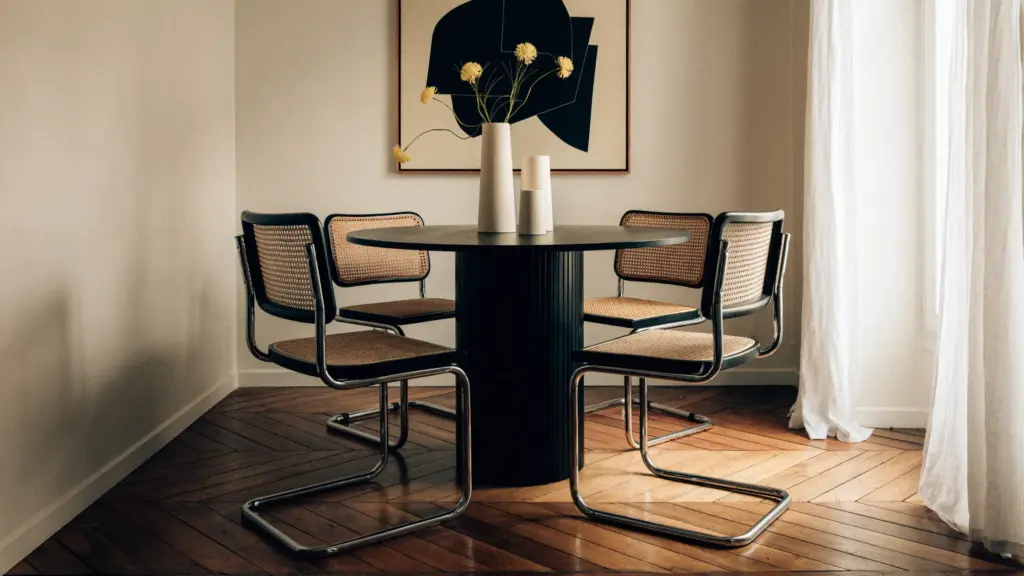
[570, 371, 789, 548]
[407, 398, 457, 417]
[327, 380, 457, 450]
[326, 322, 457, 446]
[326, 380, 409, 449]
[583, 375, 713, 449]
[243, 369, 472, 558]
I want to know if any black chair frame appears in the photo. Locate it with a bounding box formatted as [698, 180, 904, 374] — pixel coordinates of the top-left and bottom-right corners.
[571, 211, 792, 547]
[235, 211, 471, 558]
[583, 210, 715, 450]
[321, 212, 457, 449]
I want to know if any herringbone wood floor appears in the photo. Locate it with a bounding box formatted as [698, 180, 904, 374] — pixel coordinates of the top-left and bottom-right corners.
[8, 386, 1021, 575]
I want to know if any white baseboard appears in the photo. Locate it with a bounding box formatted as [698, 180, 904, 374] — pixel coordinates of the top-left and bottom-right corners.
[704, 368, 799, 387]
[238, 368, 798, 388]
[238, 368, 317, 387]
[857, 407, 929, 429]
[0, 374, 237, 574]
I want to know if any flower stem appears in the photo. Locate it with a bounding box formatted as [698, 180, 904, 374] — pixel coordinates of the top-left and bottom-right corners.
[510, 68, 556, 118]
[481, 70, 504, 121]
[403, 128, 471, 153]
[505, 61, 524, 123]
[432, 97, 481, 128]
[470, 65, 491, 123]
[490, 97, 511, 121]
[471, 82, 487, 123]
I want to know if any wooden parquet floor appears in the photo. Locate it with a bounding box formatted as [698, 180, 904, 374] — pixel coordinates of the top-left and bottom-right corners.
[8, 386, 1022, 575]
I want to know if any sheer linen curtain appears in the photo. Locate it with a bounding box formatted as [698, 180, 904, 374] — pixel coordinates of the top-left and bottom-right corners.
[920, 0, 1024, 557]
[789, 0, 873, 442]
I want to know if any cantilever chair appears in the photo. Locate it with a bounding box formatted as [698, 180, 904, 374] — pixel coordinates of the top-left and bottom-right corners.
[235, 211, 471, 558]
[583, 211, 715, 449]
[571, 210, 792, 547]
[322, 212, 456, 449]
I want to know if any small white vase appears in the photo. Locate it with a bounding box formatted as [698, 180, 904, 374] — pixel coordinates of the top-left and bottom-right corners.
[477, 123, 516, 233]
[521, 155, 553, 231]
[518, 189, 548, 235]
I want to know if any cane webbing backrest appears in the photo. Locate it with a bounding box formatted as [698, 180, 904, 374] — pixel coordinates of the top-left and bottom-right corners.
[721, 222, 774, 307]
[615, 211, 713, 288]
[325, 213, 429, 287]
[241, 212, 336, 324]
[253, 224, 317, 312]
[701, 211, 784, 318]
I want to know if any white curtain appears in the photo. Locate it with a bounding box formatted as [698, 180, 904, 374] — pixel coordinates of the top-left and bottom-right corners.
[789, 0, 873, 443]
[920, 0, 1024, 557]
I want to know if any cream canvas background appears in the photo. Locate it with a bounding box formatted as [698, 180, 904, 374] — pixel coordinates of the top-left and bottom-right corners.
[399, 0, 629, 171]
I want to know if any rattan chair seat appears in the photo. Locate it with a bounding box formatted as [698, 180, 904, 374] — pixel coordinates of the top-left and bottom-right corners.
[574, 329, 759, 374]
[584, 296, 701, 329]
[339, 298, 456, 326]
[269, 331, 458, 380]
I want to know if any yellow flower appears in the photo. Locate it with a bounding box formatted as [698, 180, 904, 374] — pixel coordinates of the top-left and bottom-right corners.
[392, 145, 411, 164]
[420, 86, 437, 104]
[556, 56, 574, 79]
[460, 62, 483, 84]
[515, 42, 538, 65]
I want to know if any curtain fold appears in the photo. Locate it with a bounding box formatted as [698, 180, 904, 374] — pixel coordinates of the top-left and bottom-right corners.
[790, 0, 873, 442]
[920, 0, 1024, 557]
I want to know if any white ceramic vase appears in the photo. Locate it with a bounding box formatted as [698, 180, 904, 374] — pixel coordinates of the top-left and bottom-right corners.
[518, 189, 547, 235]
[521, 155, 553, 231]
[477, 123, 516, 233]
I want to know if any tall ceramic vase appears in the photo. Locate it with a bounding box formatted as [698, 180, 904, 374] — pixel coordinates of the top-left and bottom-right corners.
[477, 123, 516, 233]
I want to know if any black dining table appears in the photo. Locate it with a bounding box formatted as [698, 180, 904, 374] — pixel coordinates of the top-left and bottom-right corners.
[348, 225, 691, 487]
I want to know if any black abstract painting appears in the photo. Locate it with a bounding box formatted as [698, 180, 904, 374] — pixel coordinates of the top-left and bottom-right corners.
[398, 0, 630, 173]
[426, 0, 598, 152]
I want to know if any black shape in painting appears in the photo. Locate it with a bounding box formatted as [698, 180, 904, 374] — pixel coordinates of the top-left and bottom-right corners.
[426, 0, 597, 152]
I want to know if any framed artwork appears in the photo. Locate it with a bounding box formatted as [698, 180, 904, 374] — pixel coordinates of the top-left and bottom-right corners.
[397, 0, 631, 174]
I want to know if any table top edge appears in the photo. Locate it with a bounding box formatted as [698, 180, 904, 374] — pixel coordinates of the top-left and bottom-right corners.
[346, 225, 692, 252]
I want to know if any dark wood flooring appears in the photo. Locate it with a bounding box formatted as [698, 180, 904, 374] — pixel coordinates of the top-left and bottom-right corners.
[7, 385, 1022, 575]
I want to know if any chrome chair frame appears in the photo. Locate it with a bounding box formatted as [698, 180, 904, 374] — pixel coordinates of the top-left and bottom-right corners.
[320, 212, 456, 449]
[235, 231, 471, 558]
[324, 317, 456, 450]
[571, 224, 792, 548]
[583, 211, 714, 449]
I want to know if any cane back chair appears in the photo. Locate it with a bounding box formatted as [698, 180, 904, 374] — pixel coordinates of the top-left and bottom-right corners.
[583, 211, 715, 449]
[571, 210, 792, 547]
[322, 212, 457, 448]
[236, 211, 471, 557]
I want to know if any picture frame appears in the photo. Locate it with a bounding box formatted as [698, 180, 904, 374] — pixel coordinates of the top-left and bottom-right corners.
[397, 0, 631, 174]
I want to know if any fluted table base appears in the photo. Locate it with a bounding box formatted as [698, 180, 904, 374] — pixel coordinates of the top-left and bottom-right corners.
[456, 249, 583, 486]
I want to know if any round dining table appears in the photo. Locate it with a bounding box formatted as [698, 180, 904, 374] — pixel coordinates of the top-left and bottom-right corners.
[348, 225, 692, 487]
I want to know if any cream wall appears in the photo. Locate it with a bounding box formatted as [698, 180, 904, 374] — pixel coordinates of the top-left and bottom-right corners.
[0, 0, 236, 570]
[235, 0, 805, 388]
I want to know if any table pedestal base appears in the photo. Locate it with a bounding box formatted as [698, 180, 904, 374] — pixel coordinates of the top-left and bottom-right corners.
[456, 249, 583, 487]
